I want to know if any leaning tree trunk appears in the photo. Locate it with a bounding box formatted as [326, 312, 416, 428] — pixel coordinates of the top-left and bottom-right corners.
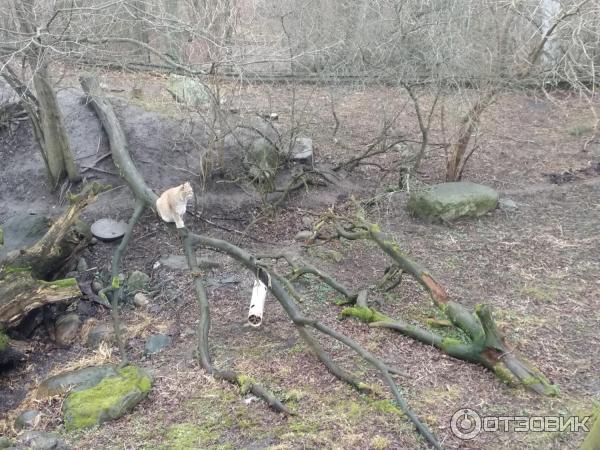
[32, 62, 81, 187]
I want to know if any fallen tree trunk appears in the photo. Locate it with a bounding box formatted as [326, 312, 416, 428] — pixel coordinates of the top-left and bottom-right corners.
[0, 271, 79, 328]
[0, 183, 105, 329]
[311, 213, 559, 396]
[80, 73, 442, 449]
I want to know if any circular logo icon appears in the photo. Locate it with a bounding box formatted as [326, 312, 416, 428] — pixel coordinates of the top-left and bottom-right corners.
[450, 408, 482, 440]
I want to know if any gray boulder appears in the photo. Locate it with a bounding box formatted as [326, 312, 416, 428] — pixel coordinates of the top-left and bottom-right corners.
[245, 138, 281, 182]
[166, 74, 210, 107]
[126, 270, 150, 294]
[407, 182, 499, 222]
[220, 118, 284, 181]
[37, 365, 118, 398]
[18, 431, 68, 450]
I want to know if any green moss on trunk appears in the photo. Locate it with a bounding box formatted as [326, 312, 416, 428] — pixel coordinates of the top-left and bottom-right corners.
[341, 306, 391, 323]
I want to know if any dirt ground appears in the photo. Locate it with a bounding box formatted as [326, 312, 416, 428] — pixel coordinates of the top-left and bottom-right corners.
[1, 70, 599, 449]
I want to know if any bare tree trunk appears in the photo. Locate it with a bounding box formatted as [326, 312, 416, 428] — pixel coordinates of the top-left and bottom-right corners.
[133, 0, 151, 64]
[32, 63, 81, 186]
[164, 0, 181, 62]
[540, 0, 562, 67]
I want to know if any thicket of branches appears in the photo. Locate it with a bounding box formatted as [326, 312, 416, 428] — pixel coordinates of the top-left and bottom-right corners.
[1, 0, 599, 187]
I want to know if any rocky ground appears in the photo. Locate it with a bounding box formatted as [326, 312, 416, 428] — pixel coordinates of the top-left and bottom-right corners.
[1, 71, 599, 449]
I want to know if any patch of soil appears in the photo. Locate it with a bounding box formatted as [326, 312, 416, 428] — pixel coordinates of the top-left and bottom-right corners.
[546, 161, 600, 184]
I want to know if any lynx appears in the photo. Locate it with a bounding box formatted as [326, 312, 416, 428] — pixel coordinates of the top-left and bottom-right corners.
[155, 182, 194, 228]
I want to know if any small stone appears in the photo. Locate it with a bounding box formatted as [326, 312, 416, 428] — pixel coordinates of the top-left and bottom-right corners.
[158, 255, 188, 271]
[90, 237, 98, 245]
[76, 258, 88, 273]
[55, 313, 81, 346]
[86, 323, 114, 348]
[295, 230, 313, 241]
[91, 280, 103, 294]
[133, 292, 150, 308]
[181, 327, 195, 338]
[19, 431, 68, 450]
[499, 198, 518, 210]
[291, 137, 313, 163]
[127, 270, 150, 293]
[301, 217, 313, 229]
[144, 334, 171, 355]
[15, 410, 41, 430]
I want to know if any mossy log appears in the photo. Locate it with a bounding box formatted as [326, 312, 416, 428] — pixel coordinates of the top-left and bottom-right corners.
[0, 183, 106, 329]
[0, 271, 79, 328]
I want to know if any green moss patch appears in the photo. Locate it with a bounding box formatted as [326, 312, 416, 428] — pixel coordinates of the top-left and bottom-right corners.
[166, 423, 230, 450]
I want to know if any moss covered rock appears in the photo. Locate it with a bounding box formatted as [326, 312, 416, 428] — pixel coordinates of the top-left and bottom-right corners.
[37, 365, 118, 398]
[63, 365, 152, 430]
[407, 182, 498, 222]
